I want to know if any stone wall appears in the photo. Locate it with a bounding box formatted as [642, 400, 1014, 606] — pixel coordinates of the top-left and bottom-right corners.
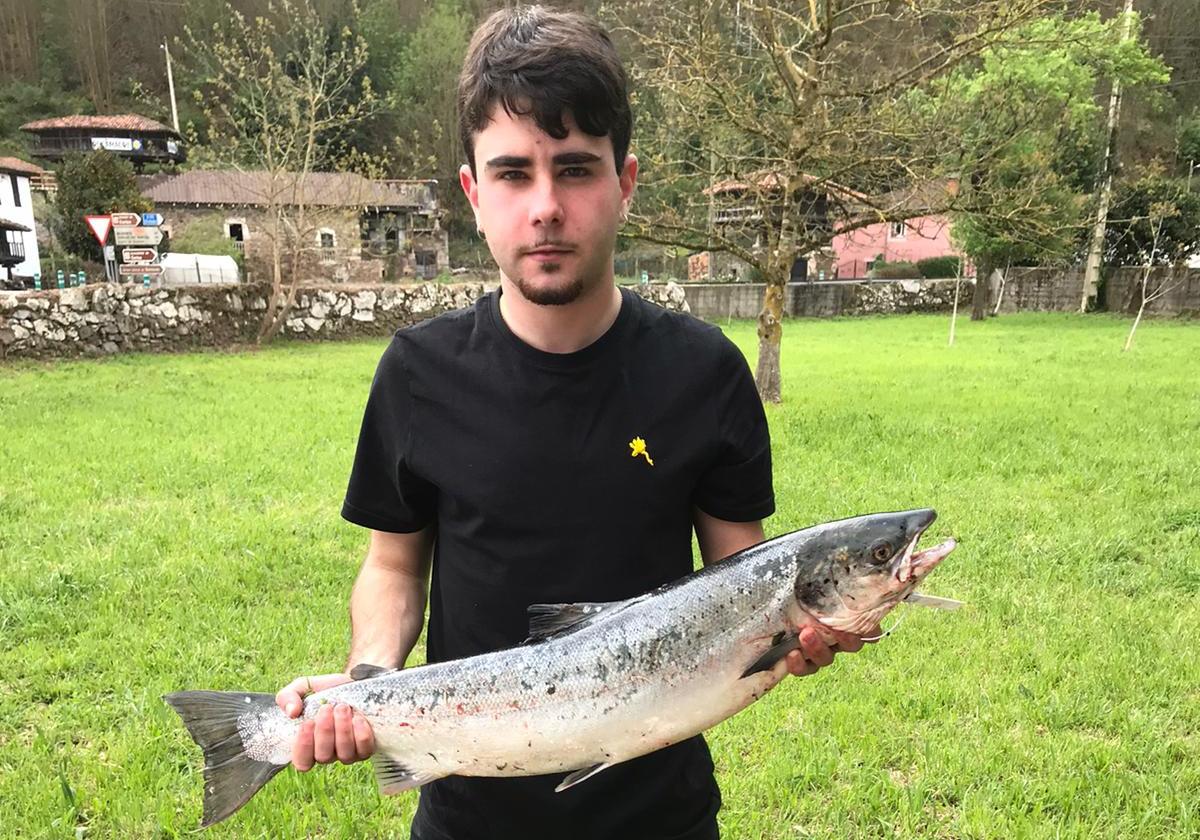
[681, 279, 969, 320]
[0, 281, 689, 360]
[1103, 267, 1200, 317]
[994, 267, 1086, 313]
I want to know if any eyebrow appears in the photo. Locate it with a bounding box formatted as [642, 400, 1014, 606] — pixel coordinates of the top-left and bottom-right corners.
[484, 151, 603, 169]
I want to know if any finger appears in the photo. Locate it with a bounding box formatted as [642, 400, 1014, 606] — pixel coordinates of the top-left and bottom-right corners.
[352, 713, 376, 760]
[308, 672, 355, 692]
[276, 677, 309, 716]
[334, 704, 358, 764]
[798, 627, 836, 668]
[832, 629, 866, 653]
[293, 720, 316, 772]
[786, 649, 818, 677]
[313, 703, 336, 764]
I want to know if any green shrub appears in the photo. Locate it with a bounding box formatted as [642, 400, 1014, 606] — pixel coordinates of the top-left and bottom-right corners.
[916, 255, 963, 278]
[870, 260, 920, 279]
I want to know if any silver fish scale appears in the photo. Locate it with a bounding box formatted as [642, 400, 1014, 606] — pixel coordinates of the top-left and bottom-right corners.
[278, 535, 811, 781]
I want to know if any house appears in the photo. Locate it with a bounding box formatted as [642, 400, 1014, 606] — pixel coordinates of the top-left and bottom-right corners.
[690, 172, 847, 283]
[832, 180, 961, 278]
[137, 170, 449, 282]
[21, 114, 186, 168]
[0, 157, 43, 286]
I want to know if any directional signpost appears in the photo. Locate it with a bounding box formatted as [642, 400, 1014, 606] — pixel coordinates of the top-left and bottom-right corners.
[114, 226, 164, 246]
[117, 264, 164, 276]
[100, 210, 166, 283]
[111, 212, 142, 228]
[122, 248, 158, 264]
[141, 213, 163, 227]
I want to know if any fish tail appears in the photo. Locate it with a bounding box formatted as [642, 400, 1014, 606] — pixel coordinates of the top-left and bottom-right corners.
[163, 690, 287, 827]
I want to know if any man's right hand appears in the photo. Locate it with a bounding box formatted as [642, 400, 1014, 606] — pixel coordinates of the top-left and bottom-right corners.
[276, 673, 377, 771]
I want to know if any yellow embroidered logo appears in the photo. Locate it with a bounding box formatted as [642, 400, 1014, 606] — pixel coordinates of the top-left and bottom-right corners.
[629, 436, 654, 466]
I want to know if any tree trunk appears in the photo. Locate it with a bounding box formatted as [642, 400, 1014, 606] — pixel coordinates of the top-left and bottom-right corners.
[754, 278, 785, 404]
[970, 258, 992, 321]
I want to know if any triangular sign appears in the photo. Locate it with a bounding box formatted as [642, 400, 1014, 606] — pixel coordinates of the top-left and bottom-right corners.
[85, 215, 112, 246]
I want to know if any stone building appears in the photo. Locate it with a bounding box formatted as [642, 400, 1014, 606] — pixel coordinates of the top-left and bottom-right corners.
[137, 170, 449, 283]
[21, 114, 186, 168]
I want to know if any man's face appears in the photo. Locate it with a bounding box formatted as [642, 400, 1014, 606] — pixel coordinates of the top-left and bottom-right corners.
[460, 104, 637, 306]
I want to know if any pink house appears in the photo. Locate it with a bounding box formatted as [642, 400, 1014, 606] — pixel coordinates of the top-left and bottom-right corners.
[832, 179, 962, 278]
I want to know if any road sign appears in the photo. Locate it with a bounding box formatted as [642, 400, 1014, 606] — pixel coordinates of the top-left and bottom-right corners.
[118, 264, 164, 276]
[121, 247, 158, 264]
[111, 212, 142, 227]
[140, 213, 164, 227]
[85, 215, 112, 246]
[114, 226, 164, 246]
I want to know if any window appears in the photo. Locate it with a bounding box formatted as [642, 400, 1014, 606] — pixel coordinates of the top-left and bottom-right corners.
[9, 174, 20, 208]
[890, 221, 907, 239]
[318, 229, 336, 250]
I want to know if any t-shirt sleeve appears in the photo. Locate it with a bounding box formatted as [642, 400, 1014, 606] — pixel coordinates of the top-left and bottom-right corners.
[692, 335, 775, 522]
[341, 337, 437, 532]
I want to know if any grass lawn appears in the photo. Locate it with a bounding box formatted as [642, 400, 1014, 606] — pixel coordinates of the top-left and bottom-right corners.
[1, 312, 1197, 839]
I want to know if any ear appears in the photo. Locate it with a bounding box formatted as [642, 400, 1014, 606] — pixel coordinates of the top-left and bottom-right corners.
[459, 163, 481, 225]
[619, 154, 638, 216]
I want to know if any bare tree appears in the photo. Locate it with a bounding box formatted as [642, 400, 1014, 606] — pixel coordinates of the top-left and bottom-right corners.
[610, 0, 1056, 402]
[183, 0, 385, 342]
[1123, 201, 1185, 351]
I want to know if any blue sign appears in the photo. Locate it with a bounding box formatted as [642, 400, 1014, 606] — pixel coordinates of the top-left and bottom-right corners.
[141, 213, 164, 227]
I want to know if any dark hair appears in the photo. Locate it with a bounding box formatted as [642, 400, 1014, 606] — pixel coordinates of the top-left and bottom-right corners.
[457, 5, 632, 176]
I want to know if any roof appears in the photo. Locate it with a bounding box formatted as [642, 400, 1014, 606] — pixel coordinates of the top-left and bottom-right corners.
[137, 170, 436, 209]
[0, 215, 32, 233]
[0, 157, 45, 177]
[20, 114, 180, 136]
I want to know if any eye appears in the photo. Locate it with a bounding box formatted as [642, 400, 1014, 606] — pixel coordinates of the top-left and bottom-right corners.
[560, 166, 590, 177]
[870, 541, 893, 564]
[498, 170, 527, 181]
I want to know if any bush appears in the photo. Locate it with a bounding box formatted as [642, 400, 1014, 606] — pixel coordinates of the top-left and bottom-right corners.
[916, 256, 963, 278]
[870, 260, 920, 279]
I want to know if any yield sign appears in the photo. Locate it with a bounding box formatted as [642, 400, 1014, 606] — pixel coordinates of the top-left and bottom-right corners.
[85, 215, 112, 246]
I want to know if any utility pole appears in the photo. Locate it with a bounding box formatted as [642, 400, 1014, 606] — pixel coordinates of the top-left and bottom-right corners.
[1081, 0, 1135, 313]
[162, 39, 180, 134]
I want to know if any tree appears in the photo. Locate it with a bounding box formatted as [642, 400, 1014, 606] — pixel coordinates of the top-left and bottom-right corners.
[611, 0, 1070, 403]
[1123, 200, 1187, 351]
[50, 151, 151, 261]
[182, 0, 385, 343]
[938, 12, 1167, 320]
[1105, 171, 1200, 265]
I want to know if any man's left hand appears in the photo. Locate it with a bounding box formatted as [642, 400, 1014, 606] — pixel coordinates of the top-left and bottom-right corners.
[784, 625, 878, 677]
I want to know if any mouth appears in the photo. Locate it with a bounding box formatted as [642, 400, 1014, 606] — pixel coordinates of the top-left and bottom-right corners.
[524, 247, 573, 261]
[894, 532, 957, 584]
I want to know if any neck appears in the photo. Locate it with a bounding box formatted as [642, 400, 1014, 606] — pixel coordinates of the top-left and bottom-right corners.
[498, 278, 623, 354]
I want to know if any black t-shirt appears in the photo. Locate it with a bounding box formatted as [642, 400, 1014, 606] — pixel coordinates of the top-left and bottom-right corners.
[341, 286, 774, 840]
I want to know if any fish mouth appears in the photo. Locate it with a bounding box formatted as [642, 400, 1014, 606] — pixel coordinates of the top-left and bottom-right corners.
[894, 530, 957, 584]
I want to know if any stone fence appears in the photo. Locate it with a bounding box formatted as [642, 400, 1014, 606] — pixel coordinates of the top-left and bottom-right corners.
[1104, 266, 1200, 317]
[681, 279, 969, 320]
[0, 281, 689, 360]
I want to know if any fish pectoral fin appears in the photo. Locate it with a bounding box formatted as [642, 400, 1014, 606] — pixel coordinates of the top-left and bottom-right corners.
[372, 755, 440, 795]
[740, 631, 799, 679]
[555, 762, 613, 793]
[524, 597, 643, 643]
[904, 592, 965, 611]
[349, 663, 397, 681]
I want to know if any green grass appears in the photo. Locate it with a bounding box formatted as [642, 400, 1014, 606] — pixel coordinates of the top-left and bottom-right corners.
[1, 312, 1197, 839]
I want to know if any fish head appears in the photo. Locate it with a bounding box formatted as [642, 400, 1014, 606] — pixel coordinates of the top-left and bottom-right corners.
[792, 509, 956, 635]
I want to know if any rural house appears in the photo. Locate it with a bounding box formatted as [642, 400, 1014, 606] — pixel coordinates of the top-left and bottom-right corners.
[21, 114, 186, 168]
[0, 157, 43, 286]
[137, 170, 450, 283]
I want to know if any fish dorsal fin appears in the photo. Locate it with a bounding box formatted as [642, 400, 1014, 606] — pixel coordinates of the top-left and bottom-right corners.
[372, 754, 441, 795]
[524, 597, 642, 643]
[555, 762, 613, 792]
[350, 663, 397, 681]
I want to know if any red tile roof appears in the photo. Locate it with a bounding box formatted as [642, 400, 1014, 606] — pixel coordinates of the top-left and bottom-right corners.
[20, 114, 179, 136]
[137, 170, 436, 209]
[0, 157, 45, 177]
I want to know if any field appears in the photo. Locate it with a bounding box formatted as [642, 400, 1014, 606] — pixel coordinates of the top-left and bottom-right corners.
[1, 312, 1197, 839]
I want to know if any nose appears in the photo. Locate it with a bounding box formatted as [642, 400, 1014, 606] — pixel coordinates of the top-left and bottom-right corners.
[528, 177, 564, 228]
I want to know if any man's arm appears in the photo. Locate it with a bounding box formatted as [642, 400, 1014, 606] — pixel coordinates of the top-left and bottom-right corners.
[275, 526, 435, 770]
[692, 508, 871, 678]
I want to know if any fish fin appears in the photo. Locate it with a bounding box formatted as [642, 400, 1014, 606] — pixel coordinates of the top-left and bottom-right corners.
[524, 598, 641, 643]
[904, 592, 965, 611]
[740, 631, 799, 679]
[163, 691, 286, 828]
[372, 754, 440, 795]
[555, 762, 613, 792]
[349, 663, 396, 681]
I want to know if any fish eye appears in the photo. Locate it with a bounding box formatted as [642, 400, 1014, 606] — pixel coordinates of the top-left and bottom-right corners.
[870, 541, 893, 564]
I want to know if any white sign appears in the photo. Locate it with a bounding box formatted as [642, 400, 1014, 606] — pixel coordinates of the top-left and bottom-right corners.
[84, 215, 112, 246]
[91, 137, 134, 152]
[114, 226, 164, 246]
[117, 264, 164, 276]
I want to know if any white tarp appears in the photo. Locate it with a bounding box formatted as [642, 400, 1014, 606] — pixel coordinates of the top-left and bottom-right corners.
[159, 253, 240, 285]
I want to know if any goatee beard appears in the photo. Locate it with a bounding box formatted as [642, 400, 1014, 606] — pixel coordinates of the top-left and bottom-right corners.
[514, 270, 585, 306]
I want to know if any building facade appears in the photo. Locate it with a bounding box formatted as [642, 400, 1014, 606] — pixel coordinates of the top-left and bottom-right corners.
[21, 114, 185, 168]
[0, 157, 43, 284]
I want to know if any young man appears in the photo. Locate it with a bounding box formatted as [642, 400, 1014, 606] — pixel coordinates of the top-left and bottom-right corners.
[276, 7, 868, 838]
